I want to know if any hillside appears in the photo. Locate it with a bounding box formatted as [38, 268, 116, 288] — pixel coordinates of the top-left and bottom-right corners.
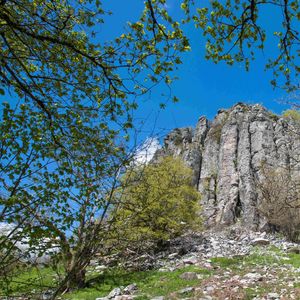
[2, 103, 300, 300]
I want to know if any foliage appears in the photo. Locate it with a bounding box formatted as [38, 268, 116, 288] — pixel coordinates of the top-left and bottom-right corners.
[0, 0, 188, 116]
[282, 109, 300, 122]
[0, 101, 131, 296]
[185, 0, 300, 90]
[1, 0, 299, 296]
[0, 0, 191, 294]
[111, 157, 201, 251]
[257, 165, 300, 242]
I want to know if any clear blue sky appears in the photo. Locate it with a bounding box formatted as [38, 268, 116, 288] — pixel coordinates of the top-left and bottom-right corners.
[102, 1, 292, 142]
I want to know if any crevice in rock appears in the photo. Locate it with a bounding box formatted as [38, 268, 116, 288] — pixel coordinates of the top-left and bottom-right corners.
[196, 153, 202, 191]
[234, 190, 242, 220]
[213, 174, 218, 206]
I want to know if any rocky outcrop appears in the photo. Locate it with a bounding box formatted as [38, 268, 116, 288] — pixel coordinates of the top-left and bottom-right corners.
[156, 103, 300, 229]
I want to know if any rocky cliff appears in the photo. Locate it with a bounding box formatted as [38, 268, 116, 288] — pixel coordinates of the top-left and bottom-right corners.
[154, 103, 300, 229]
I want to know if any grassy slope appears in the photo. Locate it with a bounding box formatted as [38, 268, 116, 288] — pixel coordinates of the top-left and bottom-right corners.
[1, 246, 300, 300]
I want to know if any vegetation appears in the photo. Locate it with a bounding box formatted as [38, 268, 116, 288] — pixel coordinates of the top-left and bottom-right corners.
[111, 157, 202, 252]
[258, 165, 300, 241]
[282, 109, 300, 122]
[1, 0, 300, 298]
[0, 0, 190, 295]
[186, 0, 300, 90]
[2, 246, 300, 300]
[64, 265, 209, 300]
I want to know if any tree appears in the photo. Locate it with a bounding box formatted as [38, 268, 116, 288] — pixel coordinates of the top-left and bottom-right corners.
[111, 157, 202, 253]
[0, 0, 190, 296]
[182, 0, 300, 90]
[0, 102, 133, 296]
[258, 165, 300, 241]
[1, 0, 299, 296]
[0, 0, 189, 121]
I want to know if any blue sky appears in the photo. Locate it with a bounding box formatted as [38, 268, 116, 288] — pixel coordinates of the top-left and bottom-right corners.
[100, 0, 293, 143]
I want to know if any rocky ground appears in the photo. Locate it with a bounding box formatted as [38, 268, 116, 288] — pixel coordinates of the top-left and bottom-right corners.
[91, 226, 300, 300]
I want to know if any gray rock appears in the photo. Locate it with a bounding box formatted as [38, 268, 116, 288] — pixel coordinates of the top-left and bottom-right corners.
[178, 287, 195, 295]
[155, 103, 300, 230]
[179, 272, 199, 280]
[251, 238, 270, 246]
[287, 247, 300, 254]
[123, 284, 138, 295]
[108, 287, 123, 299]
[267, 292, 280, 299]
[243, 272, 263, 282]
[205, 286, 215, 292]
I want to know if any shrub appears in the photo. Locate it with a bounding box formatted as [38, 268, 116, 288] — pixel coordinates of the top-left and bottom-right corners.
[282, 109, 300, 123]
[111, 157, 202, 252]
[257, 165, 300, 241]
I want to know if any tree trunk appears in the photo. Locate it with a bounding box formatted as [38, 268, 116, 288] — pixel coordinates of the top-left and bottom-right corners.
[51, 263, 86, 299]
[65, 268, 86, 290]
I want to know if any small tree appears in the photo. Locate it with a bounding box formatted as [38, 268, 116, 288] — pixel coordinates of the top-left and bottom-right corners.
[258, 165, 300, 241]
[111, 157, 202, 253]
[0, 103, 132, 297]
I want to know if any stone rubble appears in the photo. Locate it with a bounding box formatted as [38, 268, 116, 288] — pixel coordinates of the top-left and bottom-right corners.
[93, 227, 300, 300]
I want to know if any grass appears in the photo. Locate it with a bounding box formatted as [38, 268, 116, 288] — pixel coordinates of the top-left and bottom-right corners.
[0, 265, 59, 298]
[286, 252, 300, 268]
[210, 245, 296, 271]
[64, 265, 213, 300]
[1, 245, 300, 300]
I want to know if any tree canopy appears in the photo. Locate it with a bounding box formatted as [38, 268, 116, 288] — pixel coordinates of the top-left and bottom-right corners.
[112, 156, 202, 251]
[186, 0, 300, 90]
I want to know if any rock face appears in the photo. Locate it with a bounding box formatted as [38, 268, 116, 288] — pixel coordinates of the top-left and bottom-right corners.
[155, 103, 300, 229]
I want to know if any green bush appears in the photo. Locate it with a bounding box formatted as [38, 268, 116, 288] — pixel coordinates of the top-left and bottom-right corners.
[282, 109, 300, 122]
[111, 157, 202, 250]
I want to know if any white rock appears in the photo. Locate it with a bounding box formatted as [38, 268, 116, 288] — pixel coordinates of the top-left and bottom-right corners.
[108, 287, 123, 299]
[243, 272, 263, 282]
[168, 253, 178, 259]
[95, 265, 107, 271]
[183, 256, 198, 265]
[267, 292, 280, 299]
[178, 287, 194, 294]
[123, 283, 138, 295]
